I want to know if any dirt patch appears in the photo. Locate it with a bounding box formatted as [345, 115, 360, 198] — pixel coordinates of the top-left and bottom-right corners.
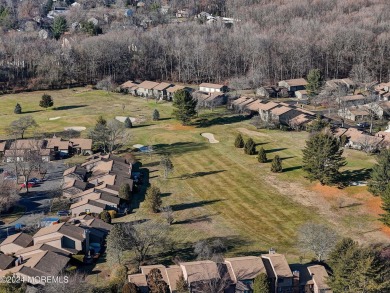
[236, 127, 270, 137]
[167, 124, 195, 131]
[266, 175, 390, 244]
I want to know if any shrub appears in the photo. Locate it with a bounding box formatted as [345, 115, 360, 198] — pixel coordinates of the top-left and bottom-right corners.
[14, 103, 22, 114]
[108, 210, 117, 219]
[98, 210, 112, 224]
[244, 138, 256, 155]
[257, 147, 267, 163]
[124, 117, 132, 128]
[234, 133, 244, 148]
[271, 155, 283, 173]
[153, 109, 160, 121]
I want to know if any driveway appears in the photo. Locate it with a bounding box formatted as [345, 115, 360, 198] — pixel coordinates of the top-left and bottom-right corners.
[0, 161, 67, 240]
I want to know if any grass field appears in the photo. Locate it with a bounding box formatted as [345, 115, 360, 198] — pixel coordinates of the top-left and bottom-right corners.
[1, 88, 389, 265]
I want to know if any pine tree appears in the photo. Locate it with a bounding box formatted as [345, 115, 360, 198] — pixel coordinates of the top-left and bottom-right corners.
[302, 132, 346, 185]
[368, 149, 390, 196]
[119, 183, 132, 201]
[380, 183, 390, 227]
[52, 16, 67, 40]
[271, 155, 282, 173]
[153, 109, 160, 121]
[147, 269, 170, 293]
[14, 103, 22, 114]
[39, 94, 54, 109]
[306, 68, 322, 96]
[160, 154, 174, 179]
[172, 89, 197, 125]
[145, 186, 162, 213]
[234, 133, 244, 148]
[257, 147, 267, 163]
[98, 210, 112, 224]
[175, 274, 189, 293]
[124, 117, 132, 128]
[253, 273, 270, 293]
[244, 138, 256, 155]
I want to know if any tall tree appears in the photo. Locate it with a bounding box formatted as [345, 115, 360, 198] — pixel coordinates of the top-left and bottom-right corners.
[160, 154, 174, 179]
[271, 155, 282, 173]
[14, 103, 21, 114]
[297, 222, 338, 262]
[98, 210, 112, 224]
[368, 150, 390, 196]
[328, 238, 390, 293]
[257, 147, 267, 163]
[172, 89, 197, 125]
[253, 273, 269, 293]
[302, 132, 346, 185]
[244, 138, 256, 155]
[52, 16, 67, 40]
[106, 224, 132, 265]
[379, 183, 390, 227]
[153, 109, 160, 121]
[145, 185, 162, 213]
[7, 116, 37, 138]
[39, 94, 54, 109]
[234, 133, 244, 148]
[306, 68, 322, 96]
[119, 183, 132, 201]
[147, 269, 170, 293]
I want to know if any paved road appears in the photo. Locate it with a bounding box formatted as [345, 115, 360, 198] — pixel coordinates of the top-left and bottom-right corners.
[0, 162, 66, 240]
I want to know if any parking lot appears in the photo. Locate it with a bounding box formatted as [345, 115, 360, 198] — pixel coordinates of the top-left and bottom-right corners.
[0, 161, 67, 240]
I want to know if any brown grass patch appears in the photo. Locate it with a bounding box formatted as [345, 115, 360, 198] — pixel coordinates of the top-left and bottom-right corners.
[311, 183, 345, 199]
[366, 196, 384, 216]
[167, 123, 195, 131]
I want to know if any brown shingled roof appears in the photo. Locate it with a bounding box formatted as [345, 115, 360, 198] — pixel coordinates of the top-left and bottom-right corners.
[224, 256, 266, 283]
[0, 233, 33, 248]
[138, 80, 160, 90]
[153, 82, 172, 91]
[0, 254, 15, 270]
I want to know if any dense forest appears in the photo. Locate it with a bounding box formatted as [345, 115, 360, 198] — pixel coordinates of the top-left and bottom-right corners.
[1, 0, 390, 91]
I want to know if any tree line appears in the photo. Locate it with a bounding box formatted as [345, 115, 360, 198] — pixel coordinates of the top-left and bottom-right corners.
[2, 0, 390, 91]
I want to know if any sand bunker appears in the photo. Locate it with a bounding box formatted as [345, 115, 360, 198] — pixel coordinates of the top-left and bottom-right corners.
[133, 144, 145, 149]
[64, 126, 86, 131]
[201, 133, 219, 143]
[116, 116, 137, 123]
[49, 117, 61, 120]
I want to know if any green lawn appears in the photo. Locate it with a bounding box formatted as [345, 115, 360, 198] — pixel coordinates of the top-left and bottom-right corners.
[1, 88, 386, 264]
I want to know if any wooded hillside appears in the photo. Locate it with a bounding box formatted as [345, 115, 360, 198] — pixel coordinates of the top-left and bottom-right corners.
[1, 0, 389, 90]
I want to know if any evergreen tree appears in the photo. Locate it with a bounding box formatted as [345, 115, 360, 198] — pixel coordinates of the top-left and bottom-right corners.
[160, 154, 174, 179]
[380, 183, 390, 227]
[39, 94, 54, 109]
[175, 274, 189, 293]
[98, 210, 112, 224]
[145, 186, 162, 213]
[271, 155, 282, 173]
[302, 132, 346, 185]
[253, 273, 270, 293]
[52, 16, 67, 40]
[96, 115, 107, 126]
[368, 149, 390, 196]
[328, 238, 390, 293]
[123, 282, 141, 293]
[124, 117, 132, 128]
[244, 138, 256, 155]
[307, 114, 328, 133]
[172, 89, 197, 125]
[257, 147, 267, 163]
[234, 133, 244, 148]
[153, 109, 160, 121]
[147, 269, 170, 293]
[119, 183, 132, 201]
[14, 103, 21, 114]
[306, 68, 322, 96]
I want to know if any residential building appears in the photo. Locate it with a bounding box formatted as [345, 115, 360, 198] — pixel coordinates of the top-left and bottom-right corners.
[128, 273, 149, 293]
[153, 82, 173, 100]
[336, 95, 366, 108]
[199, 83, 228, 93]
[342, 128, 383, 152]
[365, 101, 390, 119]
[63, 165, 88, 183]
[69, 138, 93, 155]
[0, 233, 33, 255]
[46, 137, 70, 158]
[193, 91, 227, 109]
[338, 107, 370, 121]
[307, 265, 333, 293]
[261, 253, 294, 293]
[70, 199, 108, 216]
[0, 254, 16, 270]
[258, 101, 280, 121]
[137, 80, 160, 97]
[278, 78, 308, 92]
[256, 86, 279, 98]
[167, 85, 185, 100]
[295, 90, 308, 100]
[62, 179, 90, 198]
[326, 78, 355, 91]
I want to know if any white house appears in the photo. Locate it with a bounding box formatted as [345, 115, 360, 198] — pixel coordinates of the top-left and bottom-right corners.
[199, 83, 227, 93]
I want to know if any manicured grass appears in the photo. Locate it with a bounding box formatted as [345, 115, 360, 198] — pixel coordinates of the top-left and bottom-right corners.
[1, 88, 386, 262]
[0, 205, 26, 225]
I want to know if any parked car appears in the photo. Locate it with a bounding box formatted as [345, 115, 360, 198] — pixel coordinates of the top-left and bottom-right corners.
[57, 210, 70, 217]
[28, 178, 42, 184]
[357, 122, 370, 128]
[20, 182, 37, 189]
